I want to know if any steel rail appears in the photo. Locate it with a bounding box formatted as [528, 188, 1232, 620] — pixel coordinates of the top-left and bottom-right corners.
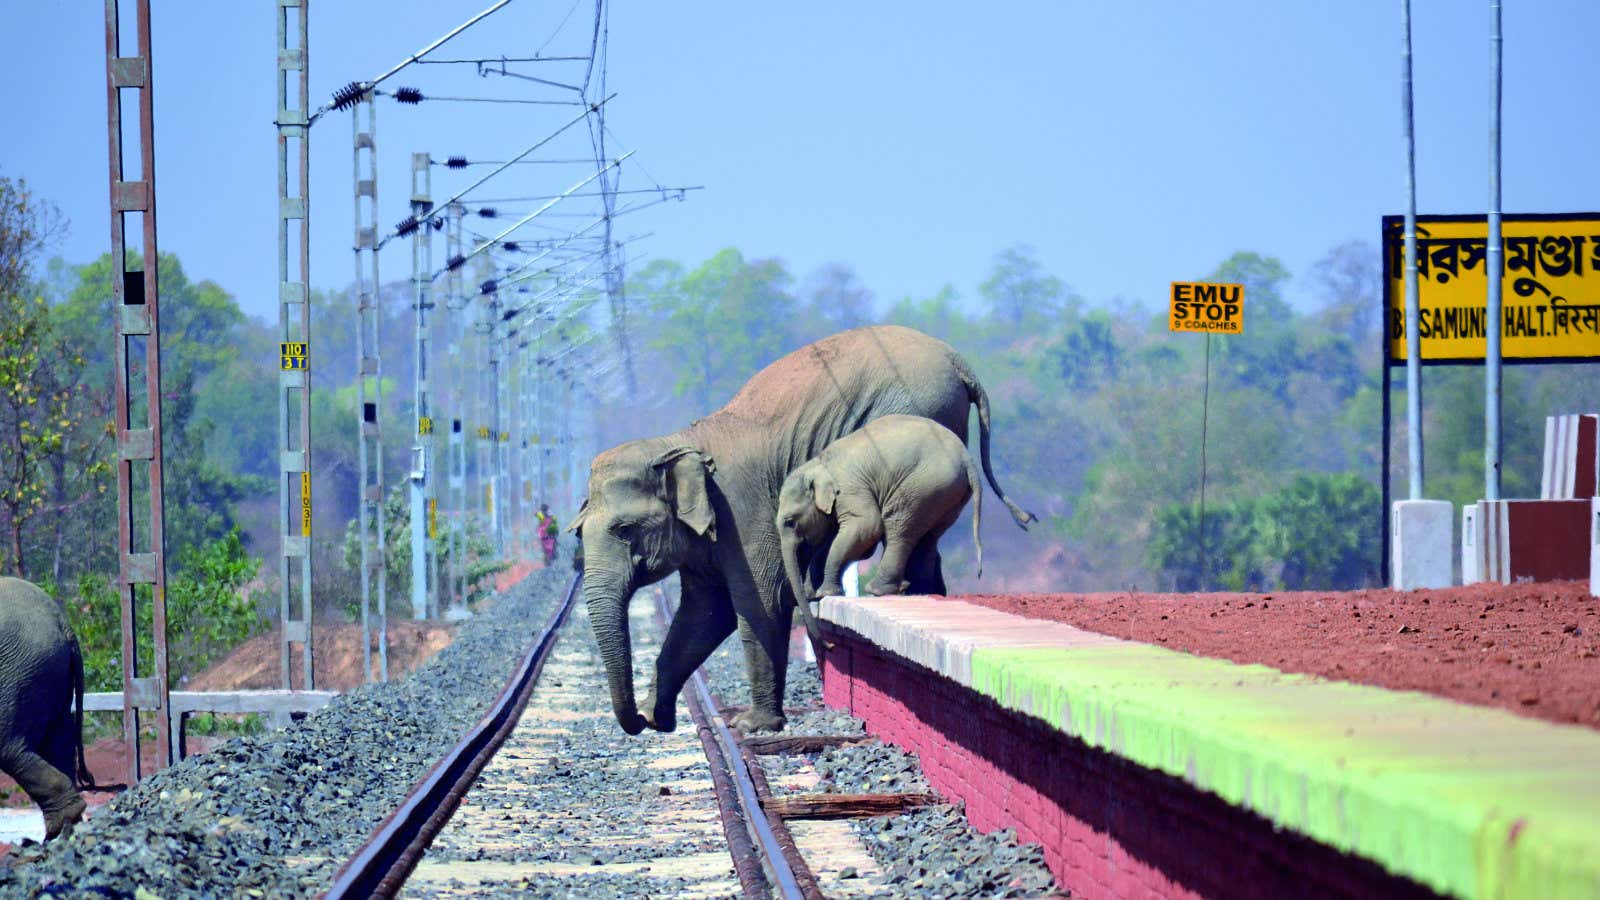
[324, 572, 582, 899]
[653, 592, 814, 900]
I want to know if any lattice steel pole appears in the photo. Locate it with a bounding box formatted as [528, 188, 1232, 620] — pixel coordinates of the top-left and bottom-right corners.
[486, 278, 506, 556]
[275, 0, 315, 691]
[409, 153, 437, 619]
[473, 256, 498, 556]
[105, 0, 172, 780]
[352, 93, 388, 682]
[445, 202, 467, 613]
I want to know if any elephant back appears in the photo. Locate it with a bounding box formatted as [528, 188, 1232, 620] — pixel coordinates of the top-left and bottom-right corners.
[697, 325, 973, 476]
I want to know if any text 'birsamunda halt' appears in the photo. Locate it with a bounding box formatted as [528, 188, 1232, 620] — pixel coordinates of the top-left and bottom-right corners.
[1383, 214, 1600, 362]
[1169, 282, 1244, 334]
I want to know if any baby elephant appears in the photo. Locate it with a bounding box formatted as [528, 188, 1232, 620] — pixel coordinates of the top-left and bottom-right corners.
[0, 577, 92, 839]
[777, 414, 982, 607]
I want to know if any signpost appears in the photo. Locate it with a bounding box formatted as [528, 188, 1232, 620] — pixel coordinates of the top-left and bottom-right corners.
[1170, 282, 1244, 590]
[1380, 213, 1600, 576]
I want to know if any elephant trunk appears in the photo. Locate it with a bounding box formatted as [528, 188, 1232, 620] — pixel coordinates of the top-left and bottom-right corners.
[781, 533, 828, 660]
[583, 572, 647, 735]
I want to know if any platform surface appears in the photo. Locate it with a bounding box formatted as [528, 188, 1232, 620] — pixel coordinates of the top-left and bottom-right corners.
[819, 595, 1600, 900]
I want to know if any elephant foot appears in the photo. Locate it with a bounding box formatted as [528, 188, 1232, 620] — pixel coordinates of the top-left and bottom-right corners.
[865, 576, 909, 596]
[43, 793, 85, 841]
[641, 692, 678, 733]
[614, 710, 649, 736]
[817, 581, 845, 598]
[729, 708, 786, 734]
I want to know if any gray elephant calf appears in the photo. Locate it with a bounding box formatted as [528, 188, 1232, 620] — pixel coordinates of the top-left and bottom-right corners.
[777, 414, 982, 607]
[0, 577, 91, 839]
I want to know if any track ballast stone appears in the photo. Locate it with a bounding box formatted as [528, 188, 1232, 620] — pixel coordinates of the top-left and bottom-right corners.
[0, 566, 571, 899]
[696, 600, 1063, 899]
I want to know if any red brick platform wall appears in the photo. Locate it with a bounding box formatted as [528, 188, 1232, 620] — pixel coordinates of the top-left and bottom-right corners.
[820, 624, 1439, 900]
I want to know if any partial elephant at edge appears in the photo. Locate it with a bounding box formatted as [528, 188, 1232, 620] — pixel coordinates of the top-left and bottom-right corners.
[0, 576, 93, 840]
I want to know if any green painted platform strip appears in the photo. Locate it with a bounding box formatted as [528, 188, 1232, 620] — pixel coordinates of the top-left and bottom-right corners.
[967, 641, 1600, 900]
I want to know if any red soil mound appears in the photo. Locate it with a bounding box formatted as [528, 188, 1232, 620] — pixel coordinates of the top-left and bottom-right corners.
[183, 620, 455, 692]
[959, 581, 1600, 729]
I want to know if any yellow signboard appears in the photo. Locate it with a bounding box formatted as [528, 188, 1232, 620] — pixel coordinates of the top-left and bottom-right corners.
[280, 341, 308, 370]
[1383, 214, 1600, 362]
[1169, 282, 1244, 334]
[427, 498, 437, 538]
[299, 471, 312, 536]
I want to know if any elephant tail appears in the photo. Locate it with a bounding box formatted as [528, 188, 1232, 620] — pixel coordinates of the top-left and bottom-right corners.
[70, 635, 95, 789]
[966, 453, 984, 578]
[956, 356, 1037, 530]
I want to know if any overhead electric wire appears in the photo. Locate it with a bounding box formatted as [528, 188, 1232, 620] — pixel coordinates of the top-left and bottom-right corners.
[377, 90, 583, 107]
[414, 55, 588, 65]
[312, 0, 515, 124]
[375, 94, 616, 249]
[445, 150, 634, 276]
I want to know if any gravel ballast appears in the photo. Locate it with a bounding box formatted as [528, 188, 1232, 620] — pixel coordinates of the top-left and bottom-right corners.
[0, 566, 573, 898]
[696, 593, 1063, 899]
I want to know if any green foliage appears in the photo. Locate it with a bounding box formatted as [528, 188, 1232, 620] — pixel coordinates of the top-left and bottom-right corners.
[341, 485, 507, 620]
[1257, 474, 1380, 589]
[1149, 474, 1380, 592]
[54, 530, 264, 690]
[165, 528, 267, 680]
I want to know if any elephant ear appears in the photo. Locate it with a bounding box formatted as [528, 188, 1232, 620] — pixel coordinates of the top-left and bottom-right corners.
[565, 497, 589, 533]
[650, 446, 716, 540]
[810, 466, 838, 516]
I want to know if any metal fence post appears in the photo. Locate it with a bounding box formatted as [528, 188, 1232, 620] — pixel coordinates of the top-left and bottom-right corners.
[352, 93, 388, 681]
[275, 0, 315, 691]
[105, 0, 173, 780]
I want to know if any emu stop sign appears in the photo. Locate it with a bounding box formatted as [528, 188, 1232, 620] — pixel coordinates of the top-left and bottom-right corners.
[1169, 282, 1244, 334]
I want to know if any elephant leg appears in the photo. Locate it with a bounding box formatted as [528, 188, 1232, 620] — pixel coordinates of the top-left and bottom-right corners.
[731, 611, 790, 734]
[819, 518, 878, 598]
[904, 514, 958, 595]
[1, 747, 83, 840]
[905, 533, 949, 595]
[643, 578, 737, 733]
[865, 529, 916, 596]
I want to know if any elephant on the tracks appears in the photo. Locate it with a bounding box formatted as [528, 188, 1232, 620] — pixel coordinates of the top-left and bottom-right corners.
[0, 577, 93, 839]
[572, 325, 1035, 735]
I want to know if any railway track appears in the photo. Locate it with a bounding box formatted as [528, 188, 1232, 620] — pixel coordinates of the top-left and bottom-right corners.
[325, 572, 1058, 899]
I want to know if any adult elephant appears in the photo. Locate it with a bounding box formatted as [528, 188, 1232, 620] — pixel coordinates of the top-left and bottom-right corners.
[572, 325, 1034, 735]
[0, 577, 93, 839]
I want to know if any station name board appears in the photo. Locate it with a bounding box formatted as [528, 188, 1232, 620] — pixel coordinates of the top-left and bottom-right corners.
[1383, 214, 1600, 363]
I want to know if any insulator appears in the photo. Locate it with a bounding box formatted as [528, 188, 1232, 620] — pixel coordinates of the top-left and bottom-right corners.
[331, 82, 366, 111]
[393, 87, 424, 104]
[501, 308, 518, 321]
[478, 207, 497, 218]
[501, 241, 520, 252]
[480, 279, 498, 295]
[394, 215, 419, 237]
[446, 156, 469, 169]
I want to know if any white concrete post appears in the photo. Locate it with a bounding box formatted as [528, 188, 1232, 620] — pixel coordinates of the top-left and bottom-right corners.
[1392, 499, 1453, 590]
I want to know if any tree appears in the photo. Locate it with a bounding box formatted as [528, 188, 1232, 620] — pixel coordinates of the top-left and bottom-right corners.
[978, 245, 1072, 343]
[796, 263, 875, 344]
[0, 178, 109, 578]
[1257, 473, 1380, 589]
[0, 294, 110, 577]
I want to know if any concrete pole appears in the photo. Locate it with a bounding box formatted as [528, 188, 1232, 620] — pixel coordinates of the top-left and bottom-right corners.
[1401, 0, 1425, 500]
[1485, 0, 1504, 500]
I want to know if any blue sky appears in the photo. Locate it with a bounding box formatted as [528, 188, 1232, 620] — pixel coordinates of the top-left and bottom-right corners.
[6, 1, 1598, 321]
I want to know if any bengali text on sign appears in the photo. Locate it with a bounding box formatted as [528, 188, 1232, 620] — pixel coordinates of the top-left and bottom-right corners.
[1383, 214, 1600, 362]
